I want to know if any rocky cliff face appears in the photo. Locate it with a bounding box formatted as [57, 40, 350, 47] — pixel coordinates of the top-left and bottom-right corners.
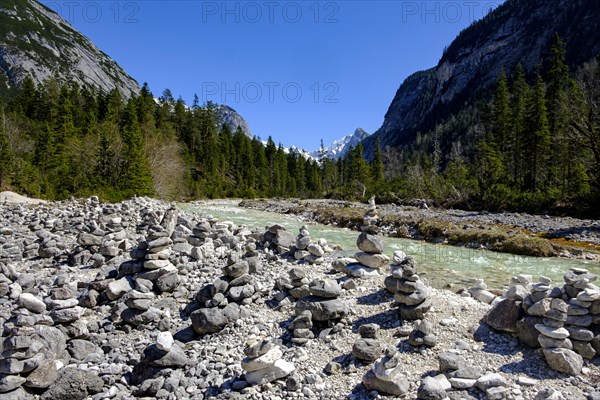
[0, 0, 140, 97]
[368, 0, 600, 154]
[214, 104, 252, 137]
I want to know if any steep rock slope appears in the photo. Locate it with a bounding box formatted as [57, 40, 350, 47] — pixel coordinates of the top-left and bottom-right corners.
[368, 0, 600, 154]
[0, 0, 140, 97]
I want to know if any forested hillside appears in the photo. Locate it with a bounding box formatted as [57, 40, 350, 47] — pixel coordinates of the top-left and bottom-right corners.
[373, 35, 600, 216]
[0, 33, 598, 217]
[0, 79, 387, 201]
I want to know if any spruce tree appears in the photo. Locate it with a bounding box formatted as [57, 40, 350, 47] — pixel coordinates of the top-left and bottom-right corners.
[524, 70, 551, 192]
[0, 108, 13, 188]
[371, 137, 385, 186]
[511, 64, 529, 187]
[120, 101, 153, 196]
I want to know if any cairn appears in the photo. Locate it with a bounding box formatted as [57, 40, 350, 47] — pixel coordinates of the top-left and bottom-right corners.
[362, 346, 409, 396]
[389, 256, 432, 320]
[352, 323, 382, 362]
[241, 339, 295, 386]
[485, 267, 600, 375]
[354, 197, 389, 271]
[294, 225, 312, 261]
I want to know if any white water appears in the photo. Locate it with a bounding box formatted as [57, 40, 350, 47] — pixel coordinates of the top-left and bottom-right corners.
[182, 201, 600, 289]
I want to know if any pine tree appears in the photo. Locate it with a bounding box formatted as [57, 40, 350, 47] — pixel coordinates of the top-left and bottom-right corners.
[546, 33, 570, 194]
[371, 137, 385, 186]
[524, 70, 551, 192]
[0, 107, 13, 187]
[120, 101, 153, 196]
[510, 64, 530, 187]
[492, 69, 512, 157]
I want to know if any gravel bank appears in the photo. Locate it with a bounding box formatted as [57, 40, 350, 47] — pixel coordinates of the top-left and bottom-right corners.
[0, 196, 598, 400]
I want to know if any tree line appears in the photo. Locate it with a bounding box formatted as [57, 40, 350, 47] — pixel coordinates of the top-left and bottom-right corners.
[0, 79, 385, 201]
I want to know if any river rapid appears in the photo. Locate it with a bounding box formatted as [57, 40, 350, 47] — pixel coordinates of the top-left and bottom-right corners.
[181, 200, 600, 290]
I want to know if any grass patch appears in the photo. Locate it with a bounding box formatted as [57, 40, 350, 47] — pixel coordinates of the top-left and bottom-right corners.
[497, 236, 557, 257]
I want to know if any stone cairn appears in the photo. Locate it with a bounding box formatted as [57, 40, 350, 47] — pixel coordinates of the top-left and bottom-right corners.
[484, 267, 600, 376]
[354, 197, 389, 271]
[362, 346, 409, 396]
[384, 254, 432, 320]
[289, 278, 347, 344]
[352, 323, 382, 363]
[241, 338, 295, 386]
[293, 225, 327, 265]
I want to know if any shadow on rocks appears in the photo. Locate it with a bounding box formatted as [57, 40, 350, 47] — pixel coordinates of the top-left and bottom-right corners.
[352, 308, 399, 331]
[356, 288, 393, 306]
[473, 321, 523, 356]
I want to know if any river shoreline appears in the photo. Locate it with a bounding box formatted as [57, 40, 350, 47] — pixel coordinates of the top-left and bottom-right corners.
[0, 195, 599, 399]
[238, 199, 600, 261]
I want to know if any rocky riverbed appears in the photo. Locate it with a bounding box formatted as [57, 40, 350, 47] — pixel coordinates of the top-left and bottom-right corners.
[0, 195, 599, 400]
[239, 199, 600, 260]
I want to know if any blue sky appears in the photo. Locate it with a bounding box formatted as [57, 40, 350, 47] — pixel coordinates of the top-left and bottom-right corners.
[40, 0, 504, 150]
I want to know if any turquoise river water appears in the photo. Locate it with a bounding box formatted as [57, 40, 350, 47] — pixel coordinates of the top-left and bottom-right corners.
[181, 201, 600, 290]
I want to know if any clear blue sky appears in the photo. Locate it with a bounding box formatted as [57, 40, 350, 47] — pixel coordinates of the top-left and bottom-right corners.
[40, 0, 504, 150]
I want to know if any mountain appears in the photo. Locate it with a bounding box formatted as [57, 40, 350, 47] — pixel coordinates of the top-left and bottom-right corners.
[316, 128, 370, 160]
[214, 104, 251, 137]
[366, 0, 600, 156]
[0, 0, 140, 98]
[307, 128, 370, 160]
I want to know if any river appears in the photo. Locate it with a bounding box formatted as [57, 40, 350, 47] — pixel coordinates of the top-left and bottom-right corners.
[181, 201, 600, 289]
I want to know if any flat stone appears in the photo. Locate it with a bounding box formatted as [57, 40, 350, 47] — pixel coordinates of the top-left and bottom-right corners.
[577, 288, 600, 302]
[538, 335, 572, 349]
[241, 347, 283, 372]
[308, 279, 342, 298]
[49, 306, 84, 324]
[395, 282, 430, 306]
[399, 298, 432, 320]
[535, 324, 569, 339]
[449, 378, 476, 389]
[0, 375, 26, 393]
[475, 373, 507, 391]
[244, 340, 276, 358]
[245, 359, 295, 386]
[144, 259, 172, 270]
[354, 252, 390, 269]
[295, 296, 348, 321]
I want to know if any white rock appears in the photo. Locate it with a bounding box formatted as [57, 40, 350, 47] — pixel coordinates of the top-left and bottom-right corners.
[106, 277, 133, 300]
[144, 259, 172, 270]
[242, 347, 283, 372]
[156, 332, 174, 351]
[245, 358, 295, 385]
[449, 377, 476, 389]
[18, 293, 46, 313]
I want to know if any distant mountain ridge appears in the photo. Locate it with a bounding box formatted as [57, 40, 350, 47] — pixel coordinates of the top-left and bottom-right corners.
[365, 0, 600, 156]
[0, 0, 140, 98]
